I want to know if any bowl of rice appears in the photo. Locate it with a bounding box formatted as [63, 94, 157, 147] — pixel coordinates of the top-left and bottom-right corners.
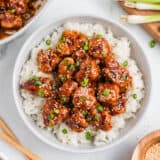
[13, 15, 151, 153]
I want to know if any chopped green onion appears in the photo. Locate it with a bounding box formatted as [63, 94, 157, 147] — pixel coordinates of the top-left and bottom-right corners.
[95, 115, 100, 121]
[29, 75, 39, 81]
[101, 51, 106, 56]
[35, 81, 42, 86]
[123, 61, 128, 67]
[86, 116, 92, 122]
[125, 2, 160, 10]
[61, 96, 67, 103]
[126, 0, 160, 4]
[86, 65, 91, 71]
[121, 74, 126, 81]
[60, 76, 67, 82]
[38, 89, 44, 97]
[75, 60, 80, 67]
[103, 90, 110, 97]
[60, 36, 66, 43]
[45, 39, 52, 46]
[80, 96, 88, 102]
[97, 105, 103, 112]
[48, 113, 54, 121]
[68, 64, 75, 71]
[95, 34, 103, 38]
[120, 14, 160, 24]
[82, 110, 88, 115]
[54, 109, 60, 114]
[62, 128, 68, 134]
[149, 39, 156, 48]
[85, 131, 91, 140]
[132, 93, 137, 99]
[9, 9, 16, 13]
[83, 40, 89, 51]
[81, 78, 89, 87]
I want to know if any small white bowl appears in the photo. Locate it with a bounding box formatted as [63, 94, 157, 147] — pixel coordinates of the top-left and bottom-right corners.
[0, 0, 53, 47]
[13, 15, 152, 153]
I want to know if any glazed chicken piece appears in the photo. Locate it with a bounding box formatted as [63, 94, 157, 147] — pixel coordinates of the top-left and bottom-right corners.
[22, 76, 53, 97]
[72, 87, 96, 110]
[0, 11, 23, 29]
[103, 67, 132, 88]
[0, 0, 5, 8]
[56, 30, 87, 56]
[37, 48, 61, 73]
[58, 57, 75, 81]
[109, 93, 127, 115]
[43, 98, 69, 127]
[66, 108, 88, 132]
[59, 80, 78, 104]
[75, 57, 100, 83]
[89, 37, 111, 59]
[104, 55, 119, 68]
[6, 0, 28, 15]
[97, 83, 120, 106]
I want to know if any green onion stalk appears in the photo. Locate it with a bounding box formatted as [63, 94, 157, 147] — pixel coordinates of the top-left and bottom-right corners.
[126, 0, 160, 4]
[125, 1, 160, 10]
[120, 14, 160, 24]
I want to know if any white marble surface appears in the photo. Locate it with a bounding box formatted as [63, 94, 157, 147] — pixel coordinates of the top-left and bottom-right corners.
[0, 0, 160, 159]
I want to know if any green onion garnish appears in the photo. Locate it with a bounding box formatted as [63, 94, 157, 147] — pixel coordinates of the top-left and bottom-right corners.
[75, 60, 80, 67]
[60, 36, 66, 43]
[120, 14, 160, 24]
[123, 61, 128, 67]
[62, 128, 68, 134]
[101, 51, 106, 56]
[81, 78, 89, 87]
[38, 89, 44, 97]
[86, 65, 91, 71]
[68, 64, 75, 71]
[97, 105, 103, 112]
[54, 109, 60, 114]
[82, 110, 88, 115]
[61, 96, 67, 103]
[9, 9, 16, 13]
[80, 96, 88, 102]
[60, 76, 67, 82]
[48, 113, 54, 121]
[85, 131, 91, 140]
[95, 34, 103, 38]
[149, 39, 156, 48]
[83, 40, 89, 51]
[86, 116, 92, 122]
[121, 74, 126, 81]
[95, 115, 100, 121]
[103, 90, 110, 97]
[46, 39, 52, 46]
[132, 93, 137, 99]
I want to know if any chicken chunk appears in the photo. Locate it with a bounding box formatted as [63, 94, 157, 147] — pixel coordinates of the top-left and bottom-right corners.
[0, 0, 5, 8]
[66, 108, 88, 132]
[6, 0, 28, 14]
[103, 67, 132, 88]
[72, 87, 96, 110]
[75, 58, 100, 83]
[22, 76, 53, 97]
[56, 30, 87, 56]
[58, 57, 75, 81]
[43, 98, 69, 127]
[37, 48, 61, 73]
[89, 38, 111, 59]
[59, 80, 78, 103]
[109, 93, 127, 115]
[0, 11, 23, 29]
[104, 55, 119, 68]
[97, 83, 120, 106]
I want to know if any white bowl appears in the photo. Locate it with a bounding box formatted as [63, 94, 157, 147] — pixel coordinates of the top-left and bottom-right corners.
[13, 15, 152, 153]
[0, 0, 53, 46]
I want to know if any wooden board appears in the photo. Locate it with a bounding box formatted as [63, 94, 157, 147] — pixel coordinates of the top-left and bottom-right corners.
[119, 1, 160, 42]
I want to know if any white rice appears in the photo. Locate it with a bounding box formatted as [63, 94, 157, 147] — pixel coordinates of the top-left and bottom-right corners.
[20, 22, 145, 146]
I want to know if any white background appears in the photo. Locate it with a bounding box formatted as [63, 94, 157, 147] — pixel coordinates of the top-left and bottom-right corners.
[0, 0, 160, 159]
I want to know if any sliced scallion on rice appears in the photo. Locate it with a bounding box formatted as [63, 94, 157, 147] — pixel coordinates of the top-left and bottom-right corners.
[62, 128, 68, 134]
[120, 14, 160, 24]
[132, 93, 137, 99]
[46, 39, 52, 46]
[149, 39, 156, 48]
[85, 131, 91, 140]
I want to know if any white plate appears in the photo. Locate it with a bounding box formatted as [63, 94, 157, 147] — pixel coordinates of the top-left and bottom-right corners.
[13, 15, 152, 153]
